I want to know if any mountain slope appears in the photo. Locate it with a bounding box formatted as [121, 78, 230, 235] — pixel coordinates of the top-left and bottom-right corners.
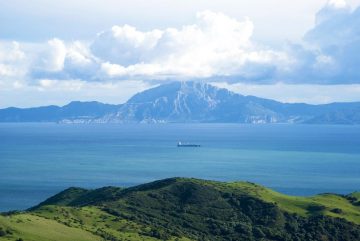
[304, 106, 360, 124]
[1, 178, 359, 241]
[0, 101, 120, 123]
[1, 81, 360, 124]
[107, 81, 274, 123]
[102, 81, 360, 124]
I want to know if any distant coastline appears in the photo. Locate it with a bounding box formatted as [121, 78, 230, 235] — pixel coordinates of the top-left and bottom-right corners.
[1, 82, 360, 125]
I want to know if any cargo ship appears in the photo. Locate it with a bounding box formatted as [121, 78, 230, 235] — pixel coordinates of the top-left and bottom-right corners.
[177, 142, 201, 147]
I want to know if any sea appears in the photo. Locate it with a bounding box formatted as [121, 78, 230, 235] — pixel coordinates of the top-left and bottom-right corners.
[0, 123, 359, 212]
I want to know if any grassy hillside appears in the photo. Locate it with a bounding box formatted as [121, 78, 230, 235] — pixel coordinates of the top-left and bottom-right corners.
[0, 213, 101, 241]
[1, 178, 359, 241]
[209, 180, 360, 224]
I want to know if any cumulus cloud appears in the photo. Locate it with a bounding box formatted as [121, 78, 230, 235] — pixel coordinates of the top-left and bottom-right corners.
[41, 38, 67, 72]
[91, 10, 289, 81]
[91, 25, 162, 65]
[63, 41, 100, 79]
[29, 38, 100, 81]
[0, 41, 27, 78]
[1, 3, 360, 87]
[328, 0, 348, 8]
[0, 41, 31, 93]
[300, 0, 360, 83]
[307, 1, 352, 46]
[90, 5, 360, 84]
[30, 38, 67, 80]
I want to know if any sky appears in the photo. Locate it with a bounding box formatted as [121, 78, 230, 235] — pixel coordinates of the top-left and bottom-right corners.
[1, 0, 360, 107]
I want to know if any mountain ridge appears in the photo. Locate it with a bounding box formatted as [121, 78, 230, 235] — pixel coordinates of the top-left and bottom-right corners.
[1, 177, 360, 241]
[1, 81, 360, 124]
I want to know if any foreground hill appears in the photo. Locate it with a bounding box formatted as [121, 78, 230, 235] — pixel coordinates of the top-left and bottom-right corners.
[1, 178, 359, 241]
[1, 82, 360, 124]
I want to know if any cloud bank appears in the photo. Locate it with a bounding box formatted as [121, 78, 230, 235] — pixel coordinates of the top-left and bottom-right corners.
[302, 0, 360, 83]
[91, 11, 290, 82]
[1, 0, 360, 90]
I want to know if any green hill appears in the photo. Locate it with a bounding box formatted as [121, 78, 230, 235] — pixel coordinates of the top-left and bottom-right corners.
[1, 178, 359, 241]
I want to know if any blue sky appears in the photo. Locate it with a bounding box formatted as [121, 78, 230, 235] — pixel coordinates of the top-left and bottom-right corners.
[1, 0, 360, 107]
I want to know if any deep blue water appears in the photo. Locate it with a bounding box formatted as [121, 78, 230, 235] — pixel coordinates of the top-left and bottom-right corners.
[0, 123, 359, 212]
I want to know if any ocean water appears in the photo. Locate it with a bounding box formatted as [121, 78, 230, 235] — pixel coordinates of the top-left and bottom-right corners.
[0, 123, 359, 212]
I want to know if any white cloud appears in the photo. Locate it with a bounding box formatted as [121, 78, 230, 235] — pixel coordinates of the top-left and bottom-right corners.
[0, 42, 29, 92]
[91, 25, 162, 65]
[63, 41, 100, 80]
[309, 3, 352, 44]
[36, 38, 67, 72]
[59, 4, 360, 84]
[0, 63, 23, 78]
[328, 0, 348, 9]
[27, 39, 101, 81]
[0, 42, 25, 63]
[91, 10, 289, 80]
[66, 41, 93, 67]
[2, 1, 360, 108]
[300, 0, 360, 83]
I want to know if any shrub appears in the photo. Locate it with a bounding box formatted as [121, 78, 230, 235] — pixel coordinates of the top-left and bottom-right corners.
[307, 204, 326, 212]
[331, 208, 343, 214]
[0, 228, 6, 237]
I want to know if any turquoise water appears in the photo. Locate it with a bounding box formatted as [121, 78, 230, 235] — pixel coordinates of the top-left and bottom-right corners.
[0, 123, 359, 211]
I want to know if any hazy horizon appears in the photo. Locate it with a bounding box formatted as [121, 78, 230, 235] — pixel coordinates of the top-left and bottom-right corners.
[3, 81, 360, 109]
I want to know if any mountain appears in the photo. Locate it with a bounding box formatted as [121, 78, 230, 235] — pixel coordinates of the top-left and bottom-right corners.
[304, 106, 360, 124]
[105, 81, 286, 123]
[1, 81, 360, 124]
[0, 101, 119, 123]
[1, 178, 359, 241]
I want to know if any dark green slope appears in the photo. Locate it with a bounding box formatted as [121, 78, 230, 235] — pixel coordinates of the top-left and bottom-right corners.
[1, 178, 360, 241]
[31, 186, 123, 208]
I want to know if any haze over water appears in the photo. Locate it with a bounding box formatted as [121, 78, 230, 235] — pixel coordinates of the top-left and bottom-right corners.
[0, 123, 359, 211]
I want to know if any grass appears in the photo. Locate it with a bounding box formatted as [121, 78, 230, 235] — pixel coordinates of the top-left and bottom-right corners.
[1, 177, 359, 241]
[0, 213, 101, 241]
[140, 178, 360, 224]
[32, 205, 192, 241]
[196, 179, 360, 224]
[1, 206, 192, 241]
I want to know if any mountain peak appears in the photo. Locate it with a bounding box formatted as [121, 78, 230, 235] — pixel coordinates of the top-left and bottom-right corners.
[1, 81, 360, 124]
[63, 101, 103, 108]
[118, 81, 239, 122]
[127, 81, 223, 104]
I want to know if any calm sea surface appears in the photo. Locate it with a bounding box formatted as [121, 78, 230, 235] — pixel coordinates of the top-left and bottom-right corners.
[0, 123, 359, 211]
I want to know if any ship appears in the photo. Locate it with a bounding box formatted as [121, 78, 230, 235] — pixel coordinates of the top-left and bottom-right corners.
[177, 141, 201, 147]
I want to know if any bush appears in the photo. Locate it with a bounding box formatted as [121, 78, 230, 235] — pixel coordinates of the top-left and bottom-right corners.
[0, 228, 6, 237]
[331, 208, 343, 214]
[253, 227, 265, 238]
[307, 204, 326, 212]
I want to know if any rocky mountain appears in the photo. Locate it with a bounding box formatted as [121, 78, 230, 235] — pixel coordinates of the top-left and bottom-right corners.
[1, 81, 360, 124]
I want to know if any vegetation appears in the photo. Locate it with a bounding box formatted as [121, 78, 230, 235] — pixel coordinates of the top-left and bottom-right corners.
[1, 178, 359, 241]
